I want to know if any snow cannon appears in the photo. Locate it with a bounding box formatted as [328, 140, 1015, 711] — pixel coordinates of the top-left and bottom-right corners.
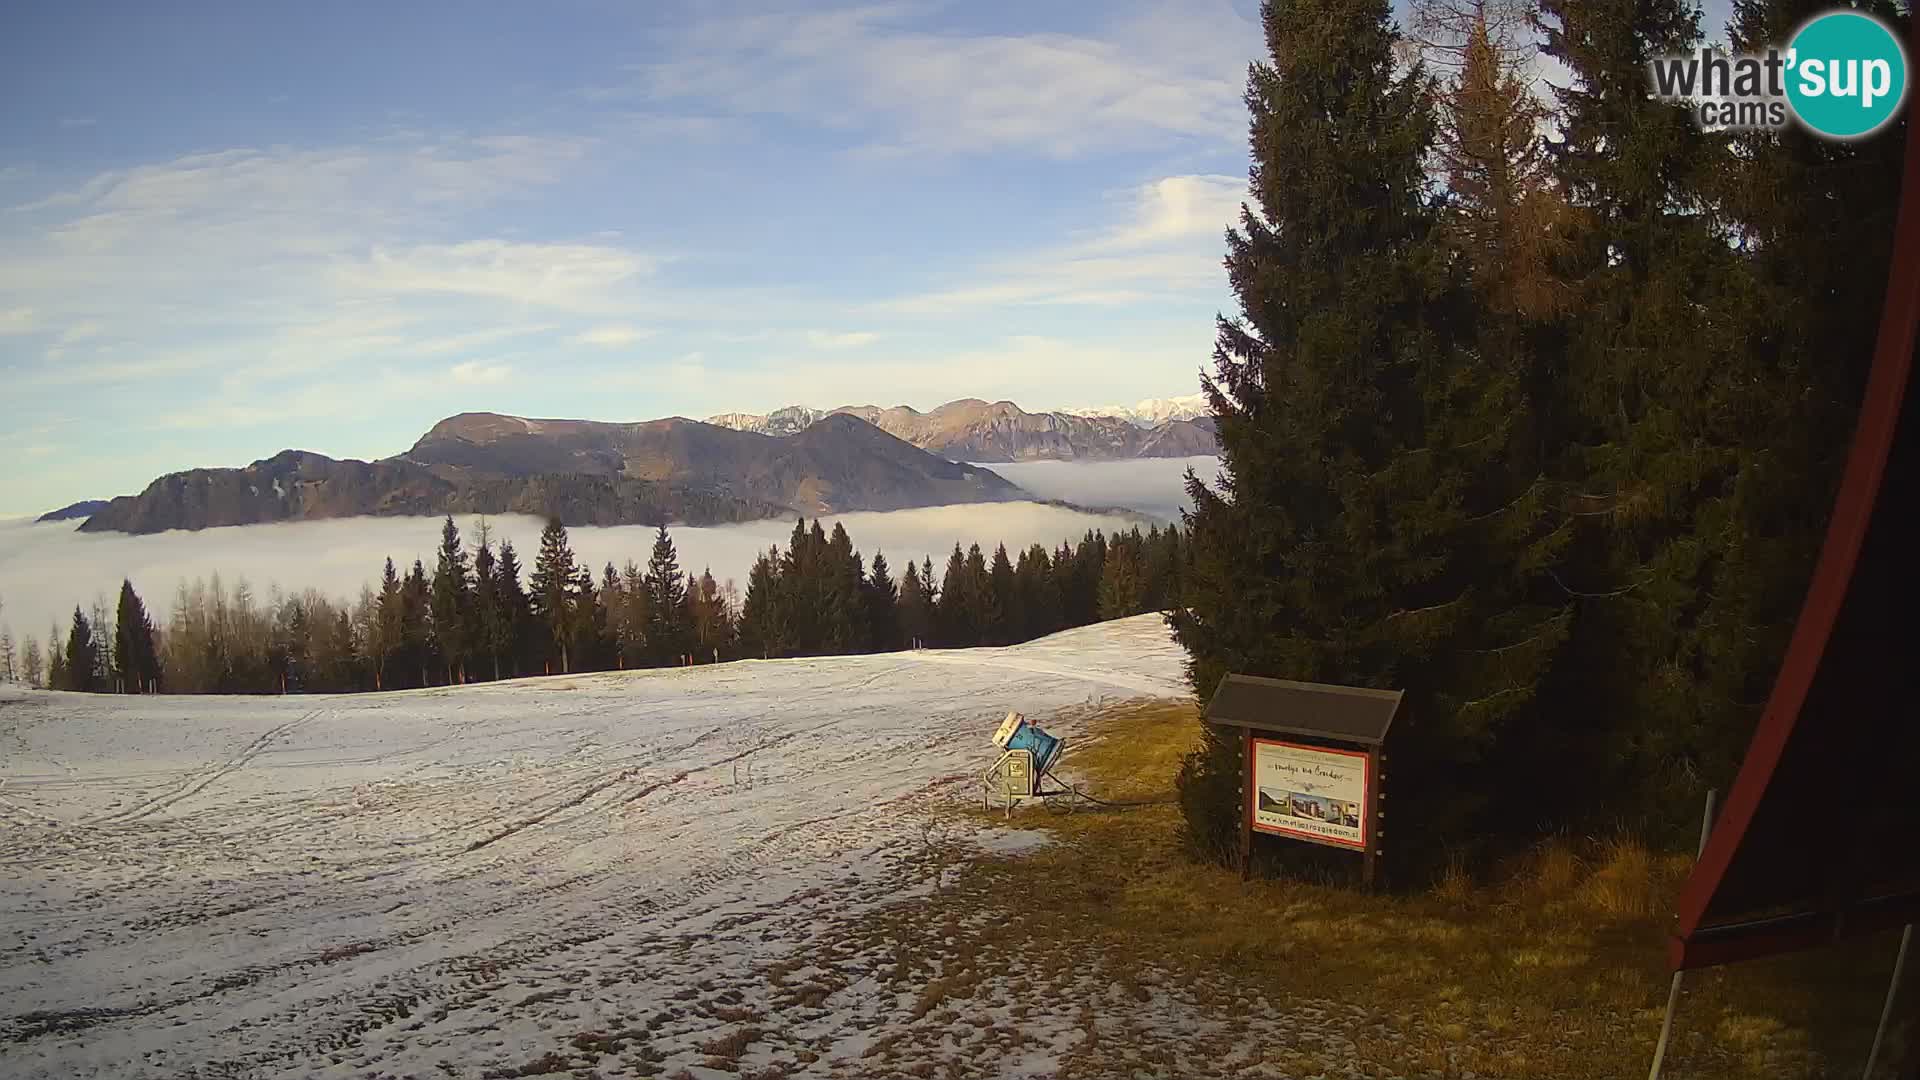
[993, 711, 1063, 776]
[984, 711, 1073, 814]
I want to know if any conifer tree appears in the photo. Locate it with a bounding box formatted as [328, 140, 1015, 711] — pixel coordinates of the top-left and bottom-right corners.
[964, 543, 996, 645]
[897, 558, 931, 649]
[619, 560, 650, 665]
[0, 628, 13, 685]
[599, 562, 624, 667]
[430, 516, 472, 684]
[689, 568, 730, 662]
[402, 560, 433, 687]
[1171, 0, 1568, 868]
[529, 518, 577, 673]
[739, 548, 786, 658]
[988, 544, 1016, 645]
[1098, 543, 1144, 620]
[65, 607, 99, 693]
[823, 523, 866, 653]
[494, 539, 530, 676]
[373, 557, 402, 690]
[644, 524, 689, 664]
[114, 579, 160, 693]
[1015, 544, 1059, 639]
[570, 563, 603, 671]
[473, 535, 503, 680]
[1532, 0, 1793, 818]
[937, 545, 971, 647]
[866, 552, 899, 652]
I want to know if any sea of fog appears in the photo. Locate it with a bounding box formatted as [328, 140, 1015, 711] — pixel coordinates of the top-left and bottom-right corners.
[0, 457, 1220, 641]
[976, 455, 1219, 522]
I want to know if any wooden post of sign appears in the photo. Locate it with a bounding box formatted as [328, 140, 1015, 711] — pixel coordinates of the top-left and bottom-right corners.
[1363, 748, 1382, 891]
[1240, 726, 1255, 881]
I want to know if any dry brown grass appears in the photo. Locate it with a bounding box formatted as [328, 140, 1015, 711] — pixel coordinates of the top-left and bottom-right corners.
[943, 698, 1910, 1079]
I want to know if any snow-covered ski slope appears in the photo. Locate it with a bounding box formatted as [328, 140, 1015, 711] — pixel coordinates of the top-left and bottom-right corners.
[0, 614, 1184, 1078]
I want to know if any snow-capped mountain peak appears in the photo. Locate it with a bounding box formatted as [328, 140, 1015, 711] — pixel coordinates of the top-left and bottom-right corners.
[1067, 394, 1209, 428]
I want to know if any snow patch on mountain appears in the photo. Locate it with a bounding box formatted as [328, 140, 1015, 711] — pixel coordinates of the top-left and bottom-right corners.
[1067, 394, 1209, 428]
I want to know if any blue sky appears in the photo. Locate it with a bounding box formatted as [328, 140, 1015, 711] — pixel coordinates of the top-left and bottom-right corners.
[0, 0, 1740, 517]
[0, 0, 1268, 514]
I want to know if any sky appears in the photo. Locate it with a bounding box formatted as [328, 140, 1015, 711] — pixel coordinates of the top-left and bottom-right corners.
[0, 0, 1749, 519]
[0, 0, 1275, 516]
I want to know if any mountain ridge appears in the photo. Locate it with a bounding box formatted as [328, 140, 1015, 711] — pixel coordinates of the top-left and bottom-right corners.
[78, 412, 1026, 535]
[705, 396, 1216, 462]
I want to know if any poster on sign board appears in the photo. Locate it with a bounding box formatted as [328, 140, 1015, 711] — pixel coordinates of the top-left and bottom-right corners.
[1250, 739, 1370, 850]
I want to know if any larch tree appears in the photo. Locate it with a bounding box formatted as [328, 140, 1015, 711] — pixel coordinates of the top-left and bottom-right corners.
[23, 635, 45, 689]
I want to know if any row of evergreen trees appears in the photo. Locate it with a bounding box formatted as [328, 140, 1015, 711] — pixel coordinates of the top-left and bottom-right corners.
[735, 516, 1184, 658]
[1173, 0, 1904, 877]
[2, 515, 1185, 694]
[0, 587, 162, 695]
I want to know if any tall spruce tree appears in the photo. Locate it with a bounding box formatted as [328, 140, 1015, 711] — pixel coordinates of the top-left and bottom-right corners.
[1533, 0, 1791, 825]
[473, 535, 503, 680]
[430, 516, 472, 684]
[64, 607, 99, 693]
[494, 539, 530, 677]
[937, 545, 971, 647]
[866, 552, 899, 652]
[374, 557, 403, 690]
[988, 545, 1017, 645]
[739, 548, 786, 658]
[897, 559, 931, 649]
[823, 523, 866, 653]
[114, 579, 160, 693]
[644, 525, 689, 664]
[530, 518, 577, 673]
[401, 560, 433, 687]
[1170, 0, 1569, 872]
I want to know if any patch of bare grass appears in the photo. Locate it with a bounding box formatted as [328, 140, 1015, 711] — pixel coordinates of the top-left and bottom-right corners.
[939, 697, 1906, 1079]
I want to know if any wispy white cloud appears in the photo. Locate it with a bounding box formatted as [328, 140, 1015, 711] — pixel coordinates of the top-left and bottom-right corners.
[569, 324, 656, 348]
[879, 173, 1246, 314]
[807, 329, 879, 349]
[449, 360, 513, 385]
[410, 323, 557, 355]
[339, 240, 656, 312]
[0, 307, 35, 334]
[641, 2, 1256, 157]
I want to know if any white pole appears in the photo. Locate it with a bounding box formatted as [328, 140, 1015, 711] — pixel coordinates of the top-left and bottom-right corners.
[1649, 788, 1717, 1080]
[1863, 924, 1913, 1080]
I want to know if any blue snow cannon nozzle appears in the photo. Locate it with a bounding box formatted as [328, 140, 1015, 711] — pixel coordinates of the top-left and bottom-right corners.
[993, 711, 1062, 777]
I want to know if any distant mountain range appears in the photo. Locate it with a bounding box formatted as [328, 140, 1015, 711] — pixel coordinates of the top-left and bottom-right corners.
[706, 397, 1216, 462]
[35, 499, 110, 523]
[1066, 394, 1210, 428]
[76, 412, 1026, 535]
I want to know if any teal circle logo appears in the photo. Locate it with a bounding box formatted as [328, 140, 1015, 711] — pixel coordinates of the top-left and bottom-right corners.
[1786, 11, 1908, 139]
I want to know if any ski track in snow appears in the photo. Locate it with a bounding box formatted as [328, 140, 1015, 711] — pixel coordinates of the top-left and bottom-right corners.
[0, 615, 1186, 1079]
